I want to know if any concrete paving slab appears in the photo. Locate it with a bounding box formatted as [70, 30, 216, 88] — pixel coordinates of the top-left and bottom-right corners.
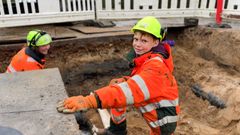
[0, 68, 80, 135]
[70, 26, 130, 34]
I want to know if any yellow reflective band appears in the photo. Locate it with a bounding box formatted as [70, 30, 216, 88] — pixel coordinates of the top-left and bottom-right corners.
[7, 64, 16, 73]
[149, 116, 178, 128]
[118, 82, 134, 105]
[149, 56, 163, 63]
[139, 99, 179, 113]
[27, 57, 36, 62]
[111, 112, 127, 123]
[131, 75, 150, 101]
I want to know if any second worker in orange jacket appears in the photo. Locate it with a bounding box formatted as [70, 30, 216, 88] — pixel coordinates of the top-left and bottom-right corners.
[6, 29, 52, 73]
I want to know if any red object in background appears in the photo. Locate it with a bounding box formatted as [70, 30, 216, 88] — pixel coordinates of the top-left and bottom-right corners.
[216, 0, 223, 25]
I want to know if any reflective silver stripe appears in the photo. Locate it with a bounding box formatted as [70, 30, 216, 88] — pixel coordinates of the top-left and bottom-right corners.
[139, 99, 179, 113]
[139, 104, 155, 113]
[115, 108, 125, 111]
[118, 82, 134, 105]
[132, 75, 150, 101]
[27, 57, 36, 62]
[7, 64, 16, 73]
[111, 112, 127, 123]
[145, 56, 163, 65]
[150, 56, 163, 63]
[149, 116, 178, 128]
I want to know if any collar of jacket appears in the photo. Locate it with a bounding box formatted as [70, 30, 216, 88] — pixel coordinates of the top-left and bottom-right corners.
[128, 43, 169, 62]
[133, 52, 162, 67]
[132, 43, 174, 73]
[25, 47, 45, 65]
[133, 43, 170, 67]
[151, 43, 169, 59]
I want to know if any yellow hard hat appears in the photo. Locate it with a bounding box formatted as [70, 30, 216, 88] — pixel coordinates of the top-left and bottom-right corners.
[27, 30, 52, 47]
[131, 16, 162, 39]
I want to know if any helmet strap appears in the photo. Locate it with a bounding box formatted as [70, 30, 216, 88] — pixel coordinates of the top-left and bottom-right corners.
[29, 31, 46, 47]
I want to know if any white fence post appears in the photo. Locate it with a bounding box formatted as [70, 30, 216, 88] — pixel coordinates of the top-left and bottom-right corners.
[6, 0, 13, 15]
[95, 0, 102, 12]
[106, 0, 112, 10]
[115, 0, 121, 10]
[180, 0, 187, 9]
[171, 0, 177, 9]
[78, 0, 81, 11]
[38, 0, 60, 13]
[161, 0, 168, 9]
[133, 0, 139, 10]
[23, 0, 29, 14]
[200, 0, 207, 9]
[0, 0, 4, 16]
[124, 0, 130, 10]
[228, 0, 234, 10]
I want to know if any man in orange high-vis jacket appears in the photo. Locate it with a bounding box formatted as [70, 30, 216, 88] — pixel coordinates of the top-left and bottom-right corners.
[57, 16, 179, 135]
[6, 30, 52, 73]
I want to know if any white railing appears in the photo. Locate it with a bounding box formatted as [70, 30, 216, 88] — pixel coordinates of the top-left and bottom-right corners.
[1, 0, 240, 27]
[95, 0, 199, 19]
[96, 0, 240, 19]
[222, 0, 240, 19]
[0, 0, 95, 27]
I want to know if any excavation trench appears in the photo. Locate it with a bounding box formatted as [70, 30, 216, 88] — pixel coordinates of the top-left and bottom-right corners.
[0, 27, 240, 135]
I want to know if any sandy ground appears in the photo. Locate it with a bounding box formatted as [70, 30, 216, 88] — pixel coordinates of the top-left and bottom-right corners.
[174, 27, 240, 135]
[0, 26, 240, 135]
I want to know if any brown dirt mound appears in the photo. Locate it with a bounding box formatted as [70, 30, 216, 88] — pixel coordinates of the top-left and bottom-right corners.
[175, 27, 240, 135]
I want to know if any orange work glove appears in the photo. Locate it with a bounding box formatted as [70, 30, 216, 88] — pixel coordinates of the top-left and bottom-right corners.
[109, 76, 129, 85]
[57, 94, 97, 114]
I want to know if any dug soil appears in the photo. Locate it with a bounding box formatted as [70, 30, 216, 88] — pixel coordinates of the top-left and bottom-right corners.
[0, 26, 239, 135]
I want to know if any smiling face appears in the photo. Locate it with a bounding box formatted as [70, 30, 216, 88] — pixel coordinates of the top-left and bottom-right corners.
[38, 44, 50, 55]
[132, 31, 159, 55]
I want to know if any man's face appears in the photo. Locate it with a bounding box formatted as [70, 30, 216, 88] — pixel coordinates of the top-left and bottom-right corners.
[38, 44, 50, 55]
[132, 31, 159, 55]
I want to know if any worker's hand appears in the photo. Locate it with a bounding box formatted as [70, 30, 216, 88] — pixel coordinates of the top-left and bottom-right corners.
[109, 76, 129, 85]
[57, 94, 97, 114]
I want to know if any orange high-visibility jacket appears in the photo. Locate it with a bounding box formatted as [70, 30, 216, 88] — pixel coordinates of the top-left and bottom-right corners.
[95, 44, 179, 134]
[6, 47, 45, 73]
